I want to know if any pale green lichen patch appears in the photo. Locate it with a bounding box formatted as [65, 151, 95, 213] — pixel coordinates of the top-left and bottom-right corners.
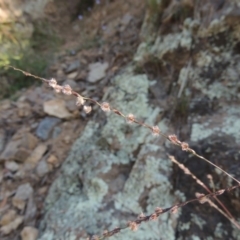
[190, 213, 206, 230]
[214, 223, 228, 238]
[191, 106, 240, 144]
[150, 31, 192, 58]
[232, 220, 240, 240]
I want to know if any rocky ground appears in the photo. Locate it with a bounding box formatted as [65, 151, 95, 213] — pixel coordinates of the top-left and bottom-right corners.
[1, 0, 240, 240]
[0, 1, 145, 239]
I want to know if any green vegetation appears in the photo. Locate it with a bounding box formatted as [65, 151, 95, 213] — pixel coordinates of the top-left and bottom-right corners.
[31, 20, 62, 52]
[0, 20, 61, 99]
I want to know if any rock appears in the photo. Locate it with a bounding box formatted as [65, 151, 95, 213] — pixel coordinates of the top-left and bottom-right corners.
[25, 144, 47, 167]
[65, 60, 80, 74]
[52, 126, 61, 138]
[5, 161, 19, 172]
[12, 198, 26, 211]
[12, 183, 33, 210]
[87, 62, 109, 83]
[13, 131, 38, 150]
[103, 19, 119, 39]
[63, 79, 78, 89]
[67, 71, 78, 80]
[0, 100, 11, 111]
[65, 99, 77, 112]
[63, 135, 71, 144]
[21, 226, 38, 240]
[0, 209, 17, 226]
[38, 186, 48, 195]
[0, 169, 3, 184]
[12, 199, 26, 210]
[38, 70, 176, 240]
[17, 102, 31, 118]
[26, 87, 50, 106]
[0, 130, 6, 153]
[36, 160, 49, 177]
[24, 196, 37, 224]
[120, 13, 132, 31]
[0, 215, 23, 235]
[121, 13, 132, 26]
[0, 131, 38, 162]
[43, 99, 72, 119]
[36, 117, 61, 140]
[56, 69, 65, 79]
[47, 154, 59, 168]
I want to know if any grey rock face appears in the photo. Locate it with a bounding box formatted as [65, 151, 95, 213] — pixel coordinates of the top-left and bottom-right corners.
[38, 67, 179, 240]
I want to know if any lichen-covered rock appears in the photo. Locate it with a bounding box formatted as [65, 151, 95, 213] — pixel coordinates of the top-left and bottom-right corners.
[39, 1, 240, 239]
[38, 67, 181, 240]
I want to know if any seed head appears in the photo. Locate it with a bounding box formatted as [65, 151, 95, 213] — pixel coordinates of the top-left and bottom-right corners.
[126, 113, 135, 124]
[152, 126, 160, 136]
[101, 102, 111, 112]
[128, 221, 138, 231]
[155, 207, 163, 215]
[54, 85, 62, 93]
[62, 84, 72, 95]
[48, 78, 57, 88]
[170, 206, 178, 214]
[149, 213, 158, 221]
[84, 105, 92, 114]
[103, 230, 109, 237]
[138, 212, 145, 220]
[76, 95, 85, 106]
[215, 189, 225, 195]
[196, 193, 208, 204]
[181, 142, 189, 151]
[168, 134, 180, 144]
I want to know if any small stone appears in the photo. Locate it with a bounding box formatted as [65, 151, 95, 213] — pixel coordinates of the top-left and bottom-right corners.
[17, 95, 27, 102]
[56, 69, 64, 79]
[0, 130, 6, 153]
[47, 154, 59, 168]
[65, 60, 80, 74]
[14, 148, 30, 163]
[21, 226, 38, 240]
[36, 117, 61, 140]
[43, 99, 72, 119]
[5, 161, 19, 172]
[63, 135, 71, 144]
[38, 186, 48, 195]
[15, 132, 38, 150]
[17, 102, 31, 117]
[63, 79, 78, 89]
[0, 132, 38, 162]
[0, 209, 17, 226]
[0, 215, 23, 235]
[0, 169, 3, 184]
[121, 13, 132, 26]
[25, 144, 47, 167]
[36, 160, 49, 177]
[12, 183, 33, 210]
[0, 100, 11, 110]
[52, 126, 61, 138]
[65, 99, 77, 112]
[24, 196, 37, 224]
[67, 71, 78, 80]
[87, 62, 109, 83]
